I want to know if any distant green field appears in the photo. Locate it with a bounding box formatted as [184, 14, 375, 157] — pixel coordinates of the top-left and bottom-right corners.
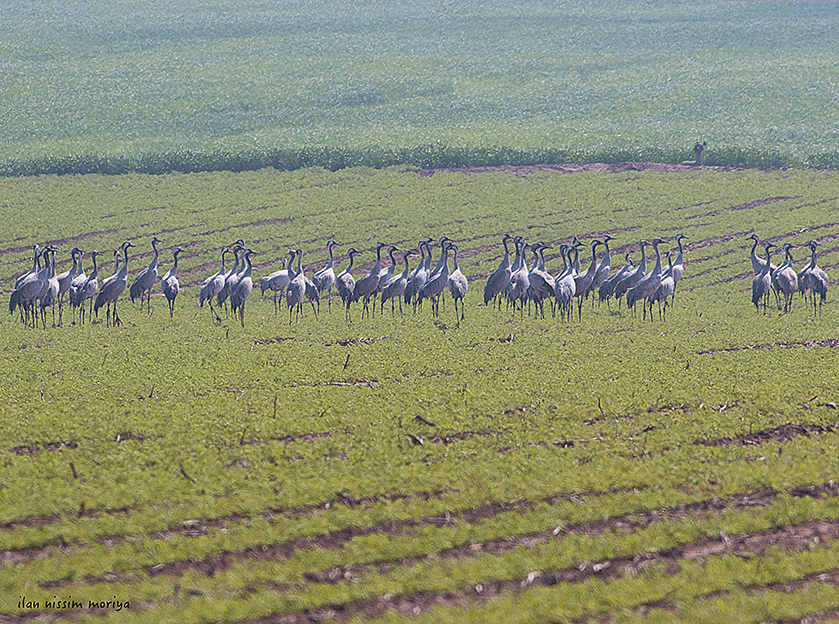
[2, 165, 839, 622]
[2, 0, 839, 174]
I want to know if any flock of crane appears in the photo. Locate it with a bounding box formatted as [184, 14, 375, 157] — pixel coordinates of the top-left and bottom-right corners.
[748, 234, 829, 314]
[5, 231, 830, 329]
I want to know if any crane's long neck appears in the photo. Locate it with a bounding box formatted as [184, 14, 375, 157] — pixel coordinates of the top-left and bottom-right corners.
[118, 245, 130, 277]
[809, 246, 818, 269]
[172, 252, 180, 275]
[219, 250, 227, 273]
[90, 254, 99, 278]
[500, 238, 511, 269]
[675, 237, 684, 264]
[750, 237, 759, 262]
[372, 246, 382, 274]
[440, 247, 450, 279]
[327, 243, 335, 267]
[346, 254, 355, 273]
[638, 244, 648, 272]
[401, 253, 412, 277]
[652, 242, 662, 275]
[761, 250, 773, 276]
[149, 240, 159, 270]
[586, 243, 598, 271]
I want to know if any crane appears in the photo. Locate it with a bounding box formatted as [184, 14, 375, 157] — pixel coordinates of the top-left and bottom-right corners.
[336, 248, 361, 322]
[129, 236, 161, 311]
[231, 248, 255, 327]
[200, 246, 230, 323]
[354, 242, 386, 319]
[76, 251, 101, 325]
[483, 233, 513, 308]
[55, 247, 82, 326]
[381, 249, 414, 316]
[752, 243, 775, 314]
[161, 248, 183, 318]
[772, 243, 798, 313]
[312, 240, 337, 311]
[260, 256, 291, 314]
[94, 241, 135, 327]
[447, 244, 468, 323]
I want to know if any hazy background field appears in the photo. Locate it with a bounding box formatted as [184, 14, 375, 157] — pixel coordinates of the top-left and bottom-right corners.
[2, 0, 839, 174]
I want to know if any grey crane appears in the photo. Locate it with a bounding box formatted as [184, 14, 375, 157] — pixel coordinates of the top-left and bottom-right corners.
[312, 240, 337, 311]
[200, 246, 230, 323]
[553, 244, 577, 321]
[507, 237, 530, 314]
[527, 243, 555, 319]
[231, 248, 255, 327]
[336, 248, 360, 321]
[599, 253, 633, 308]
[483, 233, 513, 308]
[614, 240, 648, 306]
[573, 239, 602, 320]
[55, 247, 82, 326]
[418, 241, 450, 318]
[591, 235, 614, 295]
[286, 249, 308, 324]
[14, 244, 40, 290]
[626, 238, 664, 321]
[10, 245, 51, 327]
[404, 238, 433, 311]
[747, 234, 776, 275]
[772, 243, 798, 313]
[68, 250, 88, 323]
[94, 241, 135, 327]
[650, 251, 675, 321]
[161, 248, 183, 318]
[129, 236, 161, 311]
[76, 250, 101, 325]
[752, 243, 775, 314]
[354, 242, 386, 319]
[260, 256, 291, 314]
[40, 247, 60, 328]
[217, 240, 245, 313]
[801, 240, 828, 313]
[669, 234, 687, 303]
[381, 249, 414, 316]
[447, 244, 468, 323]
[376, 245, 399, 298]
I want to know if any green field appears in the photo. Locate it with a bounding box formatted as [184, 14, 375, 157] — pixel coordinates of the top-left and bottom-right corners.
[2, 0, 839, 174]
[2, 165, 839, 622]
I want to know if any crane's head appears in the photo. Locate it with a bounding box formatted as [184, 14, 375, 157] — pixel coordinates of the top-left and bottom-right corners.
[748, 233, 760, 242]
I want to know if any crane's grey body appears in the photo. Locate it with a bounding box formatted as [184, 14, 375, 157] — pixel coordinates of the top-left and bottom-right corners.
[161, 248, 182, 318]
[447, 244, 468, 323]
[752, 243, 775, 314]
[200, 246, 230, 323]
[772, 243, 798, 313]
[94, 241, 135, 327]
[483, 234, 513, 308]
[312, 240, 337, 311]
[129, 236, 161, 311]
[336, 248, 360, 321]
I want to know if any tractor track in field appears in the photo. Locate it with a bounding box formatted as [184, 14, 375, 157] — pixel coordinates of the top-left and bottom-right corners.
[21, 486, 839, 624]
[8, 481, 839, 598]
